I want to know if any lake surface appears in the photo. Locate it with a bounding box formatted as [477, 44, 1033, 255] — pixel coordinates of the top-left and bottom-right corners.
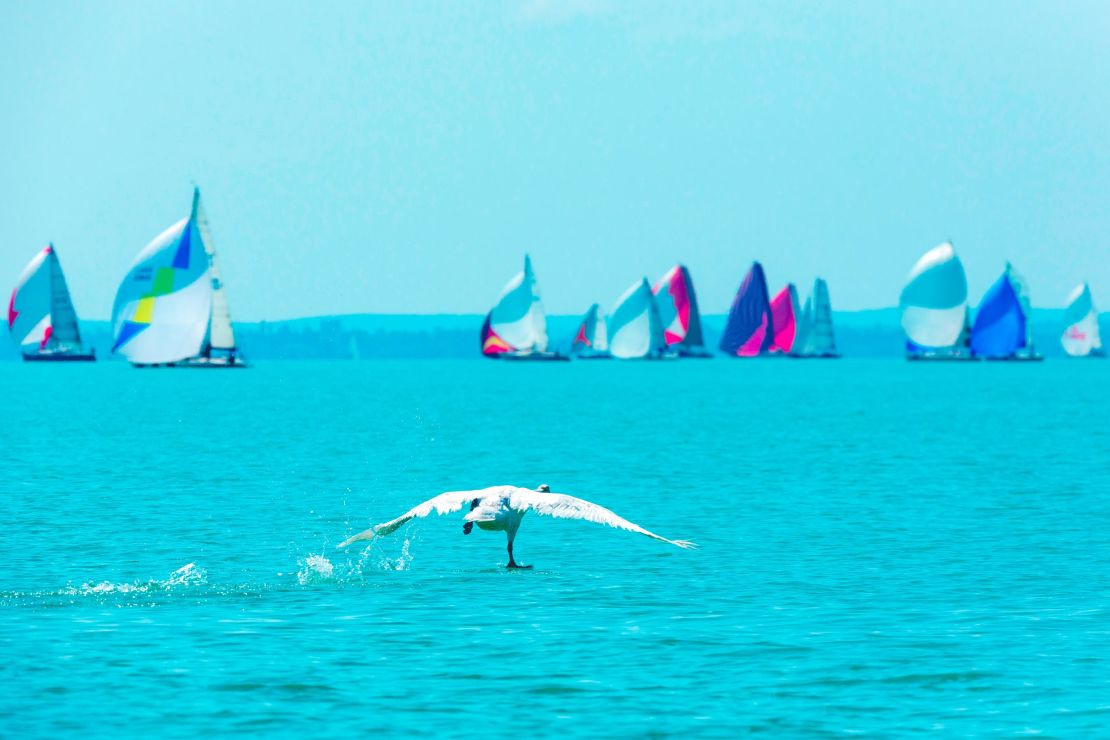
[3, 359, 1109, 736]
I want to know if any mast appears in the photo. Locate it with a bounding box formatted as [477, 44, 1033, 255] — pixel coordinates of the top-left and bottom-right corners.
[46, 245, 82, 349]
[192, 188, 237, 353]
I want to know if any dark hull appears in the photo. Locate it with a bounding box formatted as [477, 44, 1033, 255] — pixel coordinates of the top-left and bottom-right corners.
[134, 357, 248, 369]
[573, 354, 614, 360]
[982, 355, 1044, 362]
[789, 353, 841, 359]
[906, 354, 978, 362]
[23, 352, 96, 363]
[494, 352, 570, 362]
[677, 347, 714, 359]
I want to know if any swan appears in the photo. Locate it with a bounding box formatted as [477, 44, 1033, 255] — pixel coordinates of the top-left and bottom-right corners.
[337, 484, 697, 568]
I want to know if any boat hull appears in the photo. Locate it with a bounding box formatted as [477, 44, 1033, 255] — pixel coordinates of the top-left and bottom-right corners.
[494, 352, 570, 362]
[22, 351, 96, 363]
[677, 348, 714, 359]
[981, 355, 1044, 362]
[906, 354, 978, 362]
[134, 355, 248, 369]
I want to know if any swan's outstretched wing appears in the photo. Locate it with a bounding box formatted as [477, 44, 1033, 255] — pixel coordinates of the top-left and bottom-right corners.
[337, 489, 487, 549]
[511, 489, 697, 549]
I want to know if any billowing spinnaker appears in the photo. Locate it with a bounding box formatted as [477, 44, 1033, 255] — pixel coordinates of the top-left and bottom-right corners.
[899, 242, 968, 348]
[653, 264, 705, 348]
[769, 284, 799, 353]
[489, 255, 547, 352]
[970, 271, 1025, 358]
[719, 261, 773, 357]
[609, 278, 665, 359]
[111, 216, 212, 364]
[481, 312, 512, 355]
[1061, 283, 1102, 356]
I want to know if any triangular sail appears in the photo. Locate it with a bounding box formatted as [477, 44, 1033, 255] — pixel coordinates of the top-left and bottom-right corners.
[1061, 283, 1103, 357]
[807, 277, 837, 356]
[8, 245, 88, 356]
[488, 255, 548, 353]
[609, 278, 667, 359]
[795, 295, 814, 355]
[193, 189, 237, 352]
[769, 284, 800, 354]
[571, 303, 608, 355]
[653, 264, 705, 350]
[719, 261, 773, 357]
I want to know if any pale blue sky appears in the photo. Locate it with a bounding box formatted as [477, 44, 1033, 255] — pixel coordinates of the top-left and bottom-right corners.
[2, 1, 1108, 320]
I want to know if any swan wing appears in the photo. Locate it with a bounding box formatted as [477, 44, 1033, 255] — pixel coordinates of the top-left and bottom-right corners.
[512, 490, 697, 549]
[337, 488, 487, 549]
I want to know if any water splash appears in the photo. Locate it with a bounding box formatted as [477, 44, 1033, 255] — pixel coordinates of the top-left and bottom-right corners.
[376, 537, 414, 572]
[297, 554, 336, 584]
[61, 563, 208, 596]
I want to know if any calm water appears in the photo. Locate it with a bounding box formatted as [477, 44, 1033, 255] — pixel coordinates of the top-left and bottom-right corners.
[3, 359, 1110, 736]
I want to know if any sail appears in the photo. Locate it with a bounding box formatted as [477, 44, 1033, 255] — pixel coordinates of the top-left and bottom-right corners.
[807, 278, 837, 356]
[719, 261, 773, 357]
[653, 264, 705, 350]
[192, 189, 237, 351]
[769, 284, 800, 353]
[8, 245, 85, 355]
[795, 295, 814, 356]
[488, 255, 547, 353]
[481, 312, 512, 355]
[571, 303, 608, 355]
[899, 242, 968, 351]
[970, 269, 1026, 358]
[609, 278, 666, 359]
[1061, 283, 1102, 356]
[111, 207, 212, 364]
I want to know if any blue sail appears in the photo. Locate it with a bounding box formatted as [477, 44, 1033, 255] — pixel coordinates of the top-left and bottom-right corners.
[719, 261, 774, 357]
[970, 272, 1026, 358]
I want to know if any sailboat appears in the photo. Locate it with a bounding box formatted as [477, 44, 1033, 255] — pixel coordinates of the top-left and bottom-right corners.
[795, 278, 839, 358]
[900, 242, 975, 361]
[970, 263, 1042, 361]
[8, 244, 95, 362]
[652, 264, 712, 358]
[1061, 283, 1105, 357]
[769, 283, 801, 355]
[608, 278, 671, 360]
[111, 188, 245, 368]
[719, 261, 774, 357]
[570, 303, 612, 359]
[480, 255, 566, 361]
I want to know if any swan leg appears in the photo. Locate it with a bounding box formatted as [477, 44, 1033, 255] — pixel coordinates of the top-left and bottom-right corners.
[506, 539, 531, 570]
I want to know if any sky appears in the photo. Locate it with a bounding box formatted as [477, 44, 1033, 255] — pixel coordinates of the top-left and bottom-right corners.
[2, 1, 1109, 320]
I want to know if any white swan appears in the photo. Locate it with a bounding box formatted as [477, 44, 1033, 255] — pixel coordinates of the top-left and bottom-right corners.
[337, 484, 697, 568]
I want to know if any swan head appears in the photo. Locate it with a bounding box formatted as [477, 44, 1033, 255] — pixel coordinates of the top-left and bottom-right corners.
[536, 484, 551, 493]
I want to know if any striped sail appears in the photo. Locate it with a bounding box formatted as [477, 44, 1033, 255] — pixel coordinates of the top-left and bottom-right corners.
[8, 245, 87, 356]
[653, 264, 706, 352]
[719, 262, 773, 357]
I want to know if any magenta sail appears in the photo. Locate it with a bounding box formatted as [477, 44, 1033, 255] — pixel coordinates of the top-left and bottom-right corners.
[653, 264, 708, 356]
[719, 262, 774, 357]
[769, 284, 799, 353]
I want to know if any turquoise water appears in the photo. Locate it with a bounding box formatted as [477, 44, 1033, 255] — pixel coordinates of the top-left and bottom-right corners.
[3, 359, 1110, 736]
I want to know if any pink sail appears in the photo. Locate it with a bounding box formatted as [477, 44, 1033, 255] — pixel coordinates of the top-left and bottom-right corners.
[769, 284, 799, 353]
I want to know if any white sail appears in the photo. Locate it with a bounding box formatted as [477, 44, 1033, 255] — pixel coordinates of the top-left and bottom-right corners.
[192, 189, 237, 351]
[8, 245, 86, 354]
[111, 214, 212, 365]
[1061, 283, 1102, 357]
[795, 295, 814, 356]
[489, 255, 548, 352]
[899, 242, 969, 350]
[608, 278, 666, 359]
[593, 308, 609, 352]
[1006, 262, 1035, 353]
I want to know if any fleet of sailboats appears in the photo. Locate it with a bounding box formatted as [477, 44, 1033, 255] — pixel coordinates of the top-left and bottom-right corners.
[8, 244, 95, 361]
[111, 188, 244, 368]
[4, 216, 1105, 364]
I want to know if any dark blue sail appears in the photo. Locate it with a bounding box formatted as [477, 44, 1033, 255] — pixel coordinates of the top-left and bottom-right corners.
[970, 272, 1025, 358]
[719, 261, 774, 357]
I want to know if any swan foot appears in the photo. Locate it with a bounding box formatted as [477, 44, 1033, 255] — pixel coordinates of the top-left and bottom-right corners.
[506, 562, 533, 570]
